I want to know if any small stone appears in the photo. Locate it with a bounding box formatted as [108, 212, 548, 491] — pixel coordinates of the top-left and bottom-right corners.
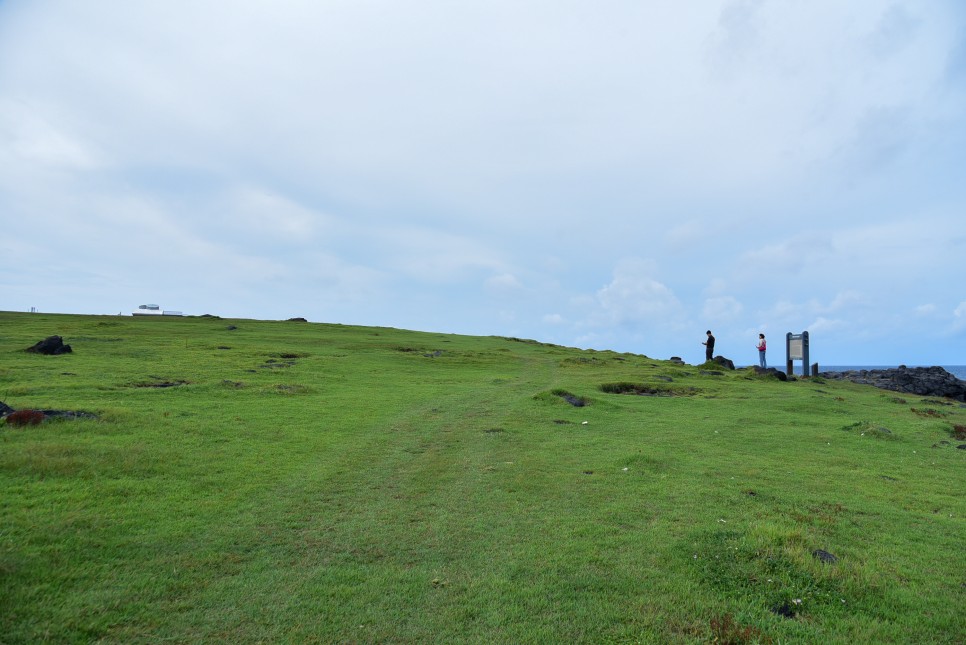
[812, 549, 838, 563]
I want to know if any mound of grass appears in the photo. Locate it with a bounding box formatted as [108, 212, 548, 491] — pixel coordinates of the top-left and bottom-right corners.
[840, 420, 897, 440]
[600, 382, 697, 396]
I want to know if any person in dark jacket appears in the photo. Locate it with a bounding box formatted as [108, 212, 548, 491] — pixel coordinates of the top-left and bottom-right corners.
[702, 330, 715, 362]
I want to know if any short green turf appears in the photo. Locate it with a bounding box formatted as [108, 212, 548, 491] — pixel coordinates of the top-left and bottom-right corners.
[1, 312, 963, 643]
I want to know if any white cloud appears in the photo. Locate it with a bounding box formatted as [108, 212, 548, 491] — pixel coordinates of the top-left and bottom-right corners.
[225, 187, 322, 241]
[827, 291, 871, 312]
[703, 296, 743, 321]
[594, 260, 684, 326]
[485, 273, 524, 293]
[737, 233, 835, 275]
[372, 228, 506, 283]
[0, 99, 99, 171]
[807, 316, 847, 334]
[953, 302, 966, 332]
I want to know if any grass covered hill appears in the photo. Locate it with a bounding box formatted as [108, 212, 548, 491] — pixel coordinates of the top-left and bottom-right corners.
[1, 311, 964, 643]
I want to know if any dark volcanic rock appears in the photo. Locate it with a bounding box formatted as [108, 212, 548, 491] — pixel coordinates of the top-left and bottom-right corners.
[712, 355, 735, 370]
[563, 395, 586, 407]
[40, 409, 99, 420]
[812, 549, 838, 564]
[26, 336, 72, 355]
[770, 602, 797, 619]
[821, 366, 966, 402]
[668, 356, 685, 365]
[754, 366, 788, 381]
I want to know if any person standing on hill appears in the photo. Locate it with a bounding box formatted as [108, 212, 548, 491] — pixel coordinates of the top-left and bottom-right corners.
[757, 333, 767, 368]
[702, 330, 715, 362]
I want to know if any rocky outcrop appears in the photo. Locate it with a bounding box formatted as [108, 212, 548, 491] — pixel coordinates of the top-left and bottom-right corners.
[25, 336, 72, 355]
[753, 366, 788, 381]
[821, 366, 966, 402]
[712, 355, 735, 370]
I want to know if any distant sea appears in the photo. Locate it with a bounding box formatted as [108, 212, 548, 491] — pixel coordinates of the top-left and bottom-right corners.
[821, 365, 966, 381]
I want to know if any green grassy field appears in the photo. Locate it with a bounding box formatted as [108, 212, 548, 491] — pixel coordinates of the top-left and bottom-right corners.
[1, 311, 964, 643]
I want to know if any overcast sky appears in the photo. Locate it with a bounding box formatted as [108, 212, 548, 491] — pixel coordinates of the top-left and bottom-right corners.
[2, 1, 964, 365]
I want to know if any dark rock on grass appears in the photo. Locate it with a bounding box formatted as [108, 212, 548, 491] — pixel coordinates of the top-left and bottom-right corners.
[551, 389, 589, 407]
[812, 549, 838, 564]
[227, 325, 238, 331]
[821, 366, 966, 402]
[40, 409, 98, 421]
[0, 401, 14, 418]
[700, 370, 724, 376]
[25, 335, 72, 355]
[770, 602, 797, 619]
[753, 366, 788, 381]
[668, 356, 685, 365]
[958, 444, 966, 450]
[712, 355, 735, 370]
[287, 317, 308, 322]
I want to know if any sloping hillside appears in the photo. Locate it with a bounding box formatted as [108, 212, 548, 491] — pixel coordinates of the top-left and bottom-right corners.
[1, 312, 964, 643]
